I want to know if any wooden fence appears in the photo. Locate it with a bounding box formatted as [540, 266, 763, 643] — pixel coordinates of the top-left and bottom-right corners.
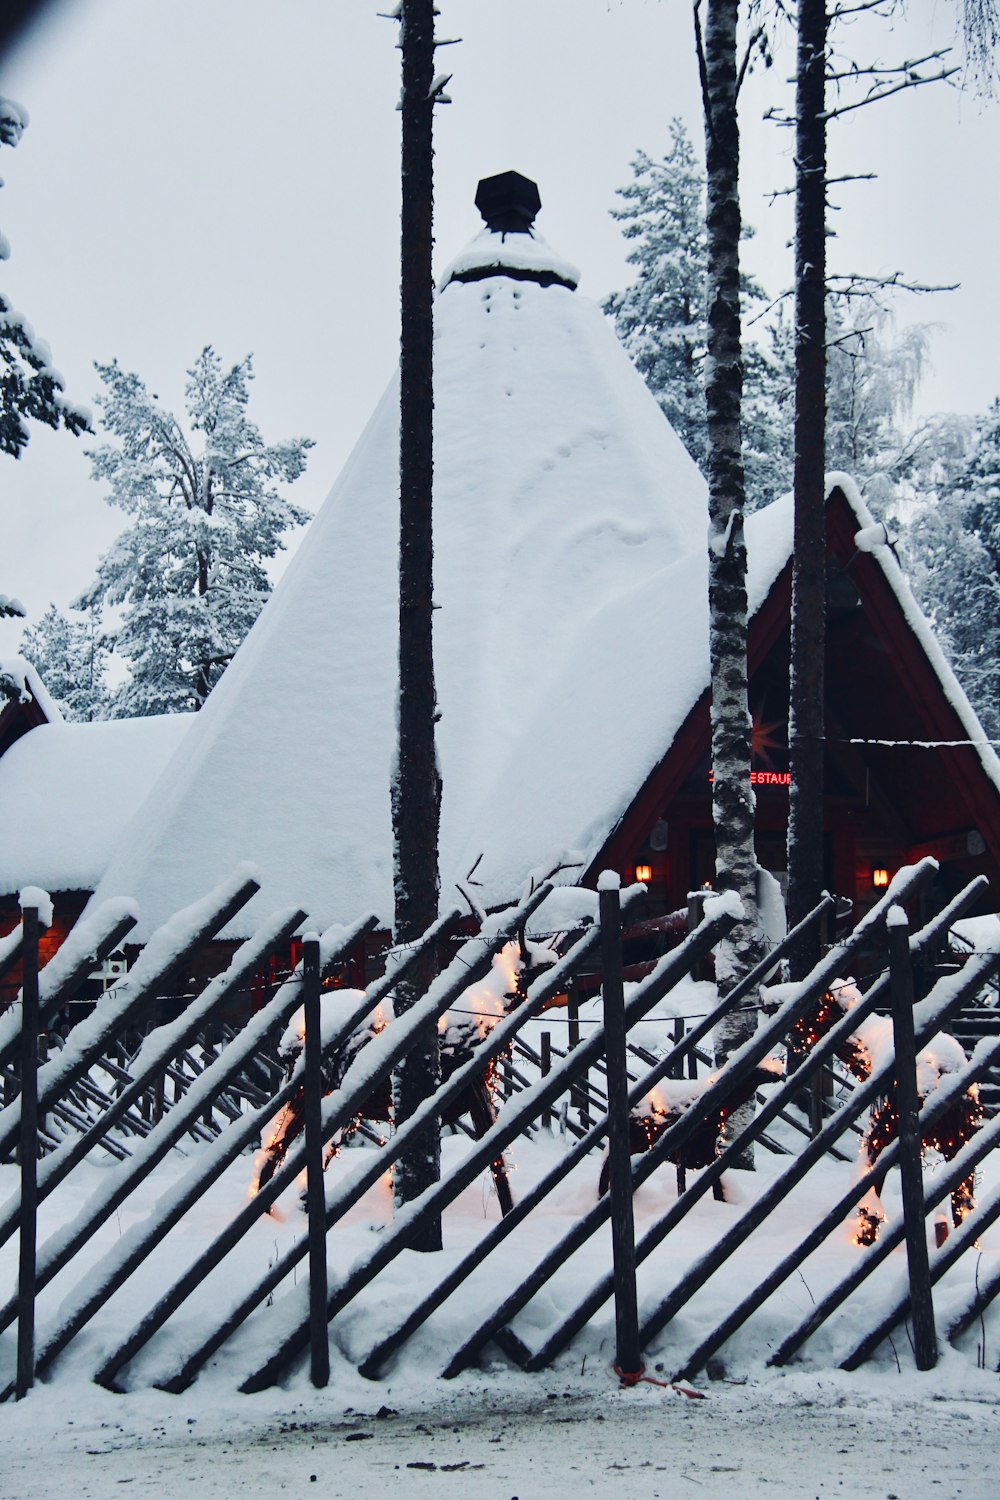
[0, 856, 997, 1398]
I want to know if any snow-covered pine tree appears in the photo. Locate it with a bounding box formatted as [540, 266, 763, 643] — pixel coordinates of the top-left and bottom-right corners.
[604, 125, 707, 467]
[0, 97, 89, 460]
[19, 603, 110, 721]
[604, 121, 790, 512]
[902, 401, 1000, 742]
[77, 349, 312, 716]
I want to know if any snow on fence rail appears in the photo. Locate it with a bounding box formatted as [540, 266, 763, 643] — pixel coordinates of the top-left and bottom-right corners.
[0, 858, 998, 1400]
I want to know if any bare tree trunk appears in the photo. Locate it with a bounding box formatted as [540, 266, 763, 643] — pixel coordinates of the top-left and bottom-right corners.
[391, 0, 442, 1249]
[786, 0, 828, 980]
[700, 0, 767, 1165]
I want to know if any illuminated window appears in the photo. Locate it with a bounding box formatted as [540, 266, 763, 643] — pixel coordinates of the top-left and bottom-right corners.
[872, 868, 890, 888]
[635, 864, 653, 883]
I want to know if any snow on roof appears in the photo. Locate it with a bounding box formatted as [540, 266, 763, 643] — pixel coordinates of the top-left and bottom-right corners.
[440, 227, 580, 289]
[0, 655, 65, 724]
[0, 714, 192, 897]
[89, 232, 710, 939]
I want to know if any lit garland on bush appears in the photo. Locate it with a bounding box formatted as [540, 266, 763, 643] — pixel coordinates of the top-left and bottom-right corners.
[789, 989, 985, 1246]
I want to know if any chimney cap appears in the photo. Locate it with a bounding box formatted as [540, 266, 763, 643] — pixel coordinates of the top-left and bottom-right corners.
[475, 171, 541, 233]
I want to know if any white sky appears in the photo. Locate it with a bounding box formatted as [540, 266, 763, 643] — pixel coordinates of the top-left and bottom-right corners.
[0, 0, 996, 648]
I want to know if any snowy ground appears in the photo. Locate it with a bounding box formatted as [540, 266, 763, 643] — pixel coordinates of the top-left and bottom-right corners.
[1, 1363, 998, 1498]
[0, 1100, 998, 1498]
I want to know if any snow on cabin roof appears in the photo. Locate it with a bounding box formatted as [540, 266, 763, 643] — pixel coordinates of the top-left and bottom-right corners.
[0, 714, 192, 897]
[0, 655, 65, 725]
[88, 213, 710, 940]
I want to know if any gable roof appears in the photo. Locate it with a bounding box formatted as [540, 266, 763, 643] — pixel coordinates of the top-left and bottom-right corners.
[591, 475, 1000, 879]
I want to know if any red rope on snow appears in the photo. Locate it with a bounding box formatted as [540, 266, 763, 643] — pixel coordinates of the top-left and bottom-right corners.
[612, 1362, 707, 1399]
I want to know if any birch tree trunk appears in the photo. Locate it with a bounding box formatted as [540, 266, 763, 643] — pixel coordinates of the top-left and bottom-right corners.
[391, 0, 442, 1249]
[701, 0, 767, 1163]
[786, 0, 828, 981]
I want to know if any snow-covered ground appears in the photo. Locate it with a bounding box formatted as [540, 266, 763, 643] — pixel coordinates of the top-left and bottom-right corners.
[2, 1363, 998, 1498]
[0, 1102, 998, 1497]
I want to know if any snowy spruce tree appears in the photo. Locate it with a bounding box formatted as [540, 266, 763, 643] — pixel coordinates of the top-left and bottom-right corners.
[77, 349, 312, 716]
[0, 98, 89, 460]
[19, 604, 111, 721]
[604, 124, 707, 467]
[604, 120, 790, 512]
[901, 402, 1000, 742]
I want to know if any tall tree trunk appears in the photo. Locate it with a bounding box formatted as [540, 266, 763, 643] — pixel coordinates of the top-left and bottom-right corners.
[786, 0, 828, 980]
[390, 0, 443, 1250]
[701, 0, 766, 1165]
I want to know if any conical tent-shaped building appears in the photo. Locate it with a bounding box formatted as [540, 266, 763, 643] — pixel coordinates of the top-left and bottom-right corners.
[87, 177, 715, 938]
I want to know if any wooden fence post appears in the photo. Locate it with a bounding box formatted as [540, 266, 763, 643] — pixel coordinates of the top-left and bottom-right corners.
[16, 903, 39, 1401]
[887, 905, 937, 1371]
[568, 980, 589, 1129]
[540, 1031, 552, 1130]
[599, 873, 641, 1380]
[687, 890, 706, 980]
[303, 934, 329, 1389]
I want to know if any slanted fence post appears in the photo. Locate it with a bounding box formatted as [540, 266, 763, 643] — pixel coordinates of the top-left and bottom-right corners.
[303, 934, 329, 1389]
[16, 903, 39, 1401]
[887, 905, 937, 1371]
[599, 873, 641, 1380]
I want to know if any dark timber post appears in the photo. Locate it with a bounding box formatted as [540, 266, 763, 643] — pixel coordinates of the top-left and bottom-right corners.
[390, 0, 443, 1250]
[786, 0, 829, 981]
[887, 907, 937, 1370]
[540, 1031, 552, 1129]
[303, 934, 329, 1389]
[16, 903, 39, 1400]
[599, 874, 641, 1379]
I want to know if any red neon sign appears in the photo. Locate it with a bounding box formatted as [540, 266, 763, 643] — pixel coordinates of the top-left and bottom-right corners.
[709, 771, 791, 786]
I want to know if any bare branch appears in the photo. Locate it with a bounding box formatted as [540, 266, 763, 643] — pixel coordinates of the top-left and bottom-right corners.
[824, 64, 959, 119]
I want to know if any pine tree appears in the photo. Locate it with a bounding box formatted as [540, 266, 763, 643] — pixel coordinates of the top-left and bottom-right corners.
[19, 604, 111, 721]
[604, 125, 707, 467]
[604, 122, 791, 512]
[1, 98, 89, 460]
[77, 349, 312, 716]
[903, 401, 1000, 742]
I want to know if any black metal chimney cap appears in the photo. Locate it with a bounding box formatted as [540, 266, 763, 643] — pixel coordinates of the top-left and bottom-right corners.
[475, 171, 541, 234]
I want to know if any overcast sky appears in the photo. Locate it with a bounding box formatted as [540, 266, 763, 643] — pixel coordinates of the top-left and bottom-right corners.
[0, 0, 996, 651]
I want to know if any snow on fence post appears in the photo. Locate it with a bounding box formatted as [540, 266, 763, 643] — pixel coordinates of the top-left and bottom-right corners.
[887, 904, 938, 1370]
[599, 872, 641, 1380]
[15, 898, 40, 1400]
[302, 933, 329, 1389]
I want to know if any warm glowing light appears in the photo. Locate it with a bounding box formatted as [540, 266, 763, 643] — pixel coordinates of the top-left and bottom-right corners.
[872, 868, 890, 888]
[635, 864, 653, 884]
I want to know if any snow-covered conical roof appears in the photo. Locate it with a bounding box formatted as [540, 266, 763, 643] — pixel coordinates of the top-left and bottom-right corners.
[90, 197, 711, 937]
